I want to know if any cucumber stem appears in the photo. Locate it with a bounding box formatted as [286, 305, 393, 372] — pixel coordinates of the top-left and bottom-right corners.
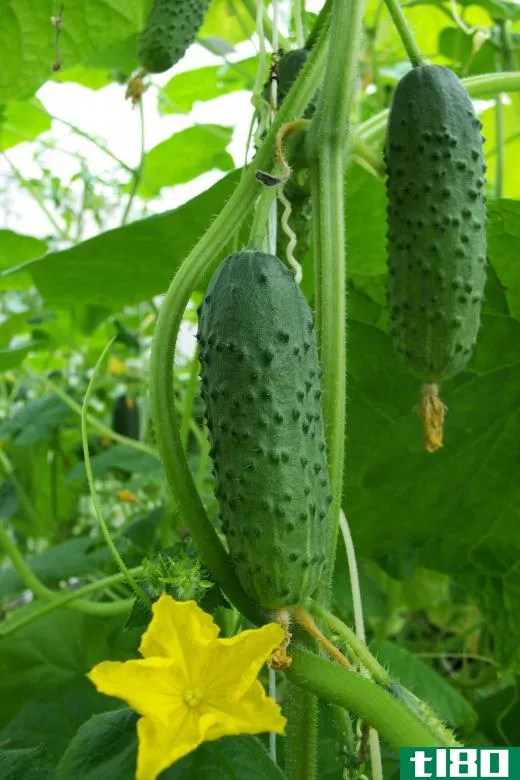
[383, 0, 423, 68]
[293, 607, 352, 668]
[308, 0, 365, 604]
[287, 649, 453, 749]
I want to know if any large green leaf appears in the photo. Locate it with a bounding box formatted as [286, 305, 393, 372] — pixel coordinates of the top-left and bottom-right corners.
[200, 0, 255, 45]
[21, 171, 240, 309]
[343, 314, 520, 668]
[481, 96, 520, 199]
[137, 126, 234, 198]
[0, 0, 147, 102]
[488, 199, 520, 318]
[56, 708, 285, 780]
[0, 677, 120, 763]
[0, 99, 51, 150]
[0, 611, 134, 728]
[0, 229, 46, 290]
[0, 746, 54, 780]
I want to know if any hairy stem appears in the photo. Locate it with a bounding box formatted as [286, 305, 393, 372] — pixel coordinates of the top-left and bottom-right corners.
[384, 0, 423, 67]
[307, 0, 366, 604]
[288, 649, 453, 749]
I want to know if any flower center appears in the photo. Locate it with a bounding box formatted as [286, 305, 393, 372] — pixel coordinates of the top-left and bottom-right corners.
[183, 688, 203, 707]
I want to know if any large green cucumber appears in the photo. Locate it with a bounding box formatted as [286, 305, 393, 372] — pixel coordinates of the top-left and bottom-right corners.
[386, 65, 487, 384]
[138, 0, 210, 74]
[197, 250, 331, 609]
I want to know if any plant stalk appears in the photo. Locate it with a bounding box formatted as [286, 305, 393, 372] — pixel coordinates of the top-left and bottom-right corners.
[383, 0, 423, 67]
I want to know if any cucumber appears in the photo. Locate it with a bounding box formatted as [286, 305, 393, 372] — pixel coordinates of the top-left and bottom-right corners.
[138, 0, 210, 74]
[197, 250, 331, 609]
[386, 65, 486, 383]
[263, 48, 316, 117]
[112, 395, 140, 441]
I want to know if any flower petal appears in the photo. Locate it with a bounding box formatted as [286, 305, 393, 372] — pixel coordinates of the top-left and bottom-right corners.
[88, 657, 186, 723]
[136, 709, 219, 780]
[202, 678, 286, 743]
[139, 595, 219, 672]
[202, 622, 285, 701]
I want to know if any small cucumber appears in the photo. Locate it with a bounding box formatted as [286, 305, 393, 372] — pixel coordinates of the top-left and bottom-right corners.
[138, 0, 210, 74]
[198, 250, 331, 609]
[112, 395, 140, 441]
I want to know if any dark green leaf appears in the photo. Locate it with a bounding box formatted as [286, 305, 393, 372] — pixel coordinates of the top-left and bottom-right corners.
[0, 229, 46, 291]
[0, 745, 54, 780]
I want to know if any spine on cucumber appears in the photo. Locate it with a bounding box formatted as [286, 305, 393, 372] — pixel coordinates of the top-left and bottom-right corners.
[138, 0, 210, 74]
[197, 251, 331, 609]
[385, 65, 487, 449]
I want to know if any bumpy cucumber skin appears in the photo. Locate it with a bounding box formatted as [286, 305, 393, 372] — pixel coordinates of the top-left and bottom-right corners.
[138, 0, 210, 74]
[386, 65, 487, 383]
[197, 251, 331, 609]
[264, 48, 316, 117]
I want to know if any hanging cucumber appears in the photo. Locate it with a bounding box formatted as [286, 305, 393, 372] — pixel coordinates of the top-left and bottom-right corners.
[197, 250, 331, 610]
[385, 65, 487, 451]
[138, 0, 211, 74]
[112, 395, 140, 441]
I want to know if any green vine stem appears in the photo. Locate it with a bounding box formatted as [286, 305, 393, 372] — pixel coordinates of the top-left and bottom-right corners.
[308, 600, 391, 686]
[285, 684, 318, 779]
[383, 0, 423, 67]
[307, 0, 366, 603]
[0, 523, 135, 617]
[180, 346, 201, 450]
[241, 0, 289, 49]
[306, 0, 332, 50]
[0, 565, 140, 638]
[149, 27, 329, 626]
[288, 649, 453, 749]
[121, 97, 146, 226]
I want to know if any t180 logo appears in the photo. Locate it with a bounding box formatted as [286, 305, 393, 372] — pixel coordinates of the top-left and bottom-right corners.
[400, 748, 520, 779]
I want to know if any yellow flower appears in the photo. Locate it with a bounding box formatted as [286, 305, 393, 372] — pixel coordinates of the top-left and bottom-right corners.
[88, 595, 286, 780]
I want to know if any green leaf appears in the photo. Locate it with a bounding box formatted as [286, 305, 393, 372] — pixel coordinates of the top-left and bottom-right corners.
[200, 0, 255, 45]
[372, 640, 477, 734]
[159, 59, 257, 115]
[0, 0, 148, 102]
[137, 126, 234, 198]
[54, 708, 138, 780]
[66, 444, 162, 482]
[56, 708, 285, 780]
[0, 745, 54, 780]
[0, 611, 134, 728]
[0, 229, 46, 291]
[0, 99, 51, 150]
[0, 344, 33, 371]
[0, 396, 74, 446]
[343, 316, 520, 668]
[488, 199, 520, 318]
[438, 28, 495, 76]
[475, 686, 520, 745]
[481, 96, 520, 199]
[23, 171, 241, 309]
[0, 677, 120, 763]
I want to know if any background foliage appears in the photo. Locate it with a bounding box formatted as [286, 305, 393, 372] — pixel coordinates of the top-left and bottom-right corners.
[1, 0, 520, 777]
